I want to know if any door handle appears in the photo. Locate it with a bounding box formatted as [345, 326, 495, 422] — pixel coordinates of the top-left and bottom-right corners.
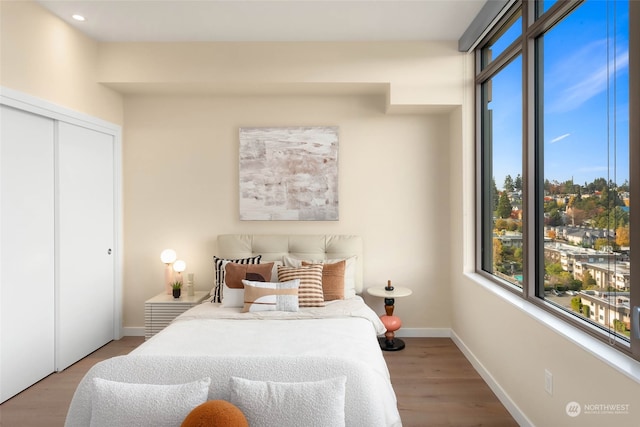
[633, 306, 640, 339]
[107, 248, 112, 255]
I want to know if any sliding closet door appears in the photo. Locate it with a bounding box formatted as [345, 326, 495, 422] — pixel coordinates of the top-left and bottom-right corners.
[0, 105, 55, 402]
[56, 122, 115, 371]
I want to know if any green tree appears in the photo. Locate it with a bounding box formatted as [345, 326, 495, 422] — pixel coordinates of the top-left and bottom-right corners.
[594, 238, 619, 252]
[491, 177, 499, 214]
[545, 262, 563, 276]
[570, 296, 582, 313]
[497, 192, 513, 219]
[582, 270, 597, 289]
[546, 209, 563, 226]
[619, 179, 630, 192]
[514, 174, 522, 192]
[503, 175, 514, 192]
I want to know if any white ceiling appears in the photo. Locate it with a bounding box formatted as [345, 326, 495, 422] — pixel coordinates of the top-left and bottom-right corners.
[36, 0, 487, 43]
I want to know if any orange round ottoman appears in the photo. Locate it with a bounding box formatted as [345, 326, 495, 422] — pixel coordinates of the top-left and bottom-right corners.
[181, 400, 248, 427]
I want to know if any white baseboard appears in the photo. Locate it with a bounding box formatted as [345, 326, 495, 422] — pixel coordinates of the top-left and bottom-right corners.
[450, 330, 532, 427]
[394, 327, 451, 338]
[122, 327, 145, 337]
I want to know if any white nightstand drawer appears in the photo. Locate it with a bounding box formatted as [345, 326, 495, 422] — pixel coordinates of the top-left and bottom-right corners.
[144, 291, 209, 340]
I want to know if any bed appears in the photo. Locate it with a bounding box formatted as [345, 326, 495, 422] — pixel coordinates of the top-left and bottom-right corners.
[65, 234, 402, 427]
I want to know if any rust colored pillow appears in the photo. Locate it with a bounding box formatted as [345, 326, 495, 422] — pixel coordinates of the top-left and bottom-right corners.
[224, 262, 274, 289]
[181, 400, 248, 427]
[302, 260, 345, 301]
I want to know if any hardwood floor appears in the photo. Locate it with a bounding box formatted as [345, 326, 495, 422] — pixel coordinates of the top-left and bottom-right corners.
[383, 338, 517, 426]
[0, 336, 143, 427]
[0, 337, 517, 427]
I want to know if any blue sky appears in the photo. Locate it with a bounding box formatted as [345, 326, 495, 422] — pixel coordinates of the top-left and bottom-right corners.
[491, 0, 629, 190]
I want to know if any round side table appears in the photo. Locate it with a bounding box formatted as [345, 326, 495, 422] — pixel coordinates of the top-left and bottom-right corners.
[367, 283, 412, 351]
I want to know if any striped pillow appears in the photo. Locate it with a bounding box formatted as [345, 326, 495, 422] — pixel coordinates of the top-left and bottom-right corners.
[302, 260, 345, 301]
[277, 264, 324, 307]
[213, 255, 261, 302]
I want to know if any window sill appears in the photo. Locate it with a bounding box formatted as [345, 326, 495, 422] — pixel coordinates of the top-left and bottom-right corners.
[464, 272, 640, 384]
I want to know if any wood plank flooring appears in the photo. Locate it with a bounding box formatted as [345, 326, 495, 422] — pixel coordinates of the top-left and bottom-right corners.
[0, 336, 142, 427]
[383, 338, 518, 426]
[0, 337, 517, 427]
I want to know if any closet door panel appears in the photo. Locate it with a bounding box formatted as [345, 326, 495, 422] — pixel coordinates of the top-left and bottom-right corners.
[0, 105, 55, 402]
[57, 122, 115, 371]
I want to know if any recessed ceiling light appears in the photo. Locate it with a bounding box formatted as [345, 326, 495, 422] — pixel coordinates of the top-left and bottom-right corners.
[72, 14, 86, 22]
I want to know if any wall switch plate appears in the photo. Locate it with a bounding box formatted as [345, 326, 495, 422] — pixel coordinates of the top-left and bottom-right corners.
[544, 369, 553, 395]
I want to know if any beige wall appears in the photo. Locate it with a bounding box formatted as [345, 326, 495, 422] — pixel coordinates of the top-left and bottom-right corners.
[0, 1, 123, 124]
[123, 93, 452, 329]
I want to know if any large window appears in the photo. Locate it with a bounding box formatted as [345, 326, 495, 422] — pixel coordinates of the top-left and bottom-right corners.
[477, 0, 638, 361]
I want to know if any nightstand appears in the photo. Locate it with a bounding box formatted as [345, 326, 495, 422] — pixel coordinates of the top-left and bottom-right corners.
[144, 291, 209, 340]
[367, 282, 412, 351]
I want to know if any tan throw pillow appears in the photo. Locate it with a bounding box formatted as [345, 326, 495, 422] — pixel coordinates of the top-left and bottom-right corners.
[302, 260, 345, 301]
[241, 279, 299, 313]
[277, 264, 324, 307]
[225, 262, 274, 289]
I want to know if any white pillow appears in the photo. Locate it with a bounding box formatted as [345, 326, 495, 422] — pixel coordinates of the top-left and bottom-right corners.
[229, 376, 346, 427]
[241, 279, 299, 312]
[221, 260, 244, 308]
[222, 283, 244, 308]
[90, 377, 211, 427]
[283, 255, 357, 298]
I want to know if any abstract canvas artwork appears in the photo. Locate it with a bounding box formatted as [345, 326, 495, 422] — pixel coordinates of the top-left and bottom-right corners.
[239, 126, 339, 221]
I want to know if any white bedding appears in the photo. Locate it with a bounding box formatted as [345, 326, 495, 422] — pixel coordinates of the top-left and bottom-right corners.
[134, 297, 386, 361]
[66, 297, 402, 427]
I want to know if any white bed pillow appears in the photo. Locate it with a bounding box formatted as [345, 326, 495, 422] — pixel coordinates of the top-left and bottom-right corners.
[221, 261, 244, 308]
[283, 255, 357, 298]
[90, 377, 210, 427]
[241, 279, 299, 312]
[229, 376, 346, 427]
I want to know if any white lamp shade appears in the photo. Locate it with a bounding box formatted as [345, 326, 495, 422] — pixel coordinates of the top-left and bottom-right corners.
[173, 259, 186, 273]
[160, 249, 177, 264]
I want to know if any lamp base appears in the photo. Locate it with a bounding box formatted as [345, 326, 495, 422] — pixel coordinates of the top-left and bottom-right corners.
[378, 337, 406, 351]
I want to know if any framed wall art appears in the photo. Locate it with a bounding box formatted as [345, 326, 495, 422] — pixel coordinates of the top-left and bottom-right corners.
[239, 126, 339, 221]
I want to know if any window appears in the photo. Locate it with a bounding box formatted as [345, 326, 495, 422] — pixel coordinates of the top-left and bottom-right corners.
[476, 0, 638, 361]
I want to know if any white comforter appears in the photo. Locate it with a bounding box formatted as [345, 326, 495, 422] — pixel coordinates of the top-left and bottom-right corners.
[66, 297, 402, 427]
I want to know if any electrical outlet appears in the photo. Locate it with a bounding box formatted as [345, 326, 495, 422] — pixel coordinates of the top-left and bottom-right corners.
[545, 369, 553, 395]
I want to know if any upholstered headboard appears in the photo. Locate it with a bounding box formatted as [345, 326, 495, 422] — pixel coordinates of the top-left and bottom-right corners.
[217, 234, 363, 294]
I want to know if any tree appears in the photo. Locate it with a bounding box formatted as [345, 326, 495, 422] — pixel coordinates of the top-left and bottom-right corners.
[491, 177, 499, 214]
[571, 296, 582, 313]
[503, 175, 514, 192]
[619, 179, 630, 192]
[616, 225, 630, 247]
[546, 262, 564, 276]
[493, 238, 503, 266]
[497, 192, 513, 219]
[495, 218, 508, 231]
[546, 209, 563, 226]
[582, 270, 597, 289]
[514, 174, 522, 192]
[594, 238, 613, 251]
